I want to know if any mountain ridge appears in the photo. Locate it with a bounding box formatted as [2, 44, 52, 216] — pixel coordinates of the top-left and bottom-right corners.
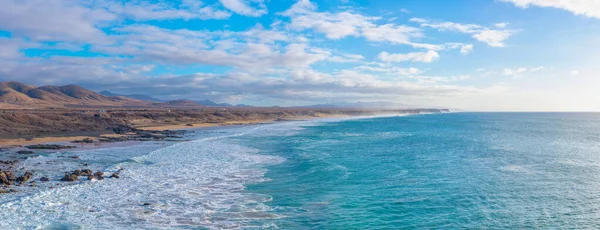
[0, 82, 159, 108]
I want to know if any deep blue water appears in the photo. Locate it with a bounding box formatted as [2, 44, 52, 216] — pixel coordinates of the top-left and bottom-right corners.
[3, 112, 600, 229]
[240, 113, 600, 229]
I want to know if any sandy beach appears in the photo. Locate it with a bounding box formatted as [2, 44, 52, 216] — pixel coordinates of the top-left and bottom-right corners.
[0, 136, 98, 147]
[0, 114, 349, 147]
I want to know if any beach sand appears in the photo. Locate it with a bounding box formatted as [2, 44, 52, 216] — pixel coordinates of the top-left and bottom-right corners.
[0, 136, 98, 147]
[0, 114, 349, 147]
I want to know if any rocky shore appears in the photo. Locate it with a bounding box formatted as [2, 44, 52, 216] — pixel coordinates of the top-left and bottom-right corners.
[0, 107, 447, 141]
[0, 107, 450, 195]
[0, 159, 124, 194]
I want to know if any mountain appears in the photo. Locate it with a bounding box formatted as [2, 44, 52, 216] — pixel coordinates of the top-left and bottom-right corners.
[0, 82, 151, 108]
[99, 91, 163, 102]
[295, 101, 421, 109]
[235, 104, 253, 107]
[164, 99, 201, 107]
[195, 99, 235, 107]
[99, 91, 241, 107]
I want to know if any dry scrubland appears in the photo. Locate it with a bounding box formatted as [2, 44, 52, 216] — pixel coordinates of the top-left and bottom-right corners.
[0, 107, 371, 139]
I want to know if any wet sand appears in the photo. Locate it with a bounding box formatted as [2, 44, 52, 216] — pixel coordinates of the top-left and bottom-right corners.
[0, 136, 97, 147]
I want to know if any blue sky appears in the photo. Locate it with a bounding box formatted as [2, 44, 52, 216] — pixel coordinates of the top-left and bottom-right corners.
[0, 0, 599, 111]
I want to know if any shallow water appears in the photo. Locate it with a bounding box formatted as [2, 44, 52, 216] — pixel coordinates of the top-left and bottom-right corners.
[3, 113, 600, 229]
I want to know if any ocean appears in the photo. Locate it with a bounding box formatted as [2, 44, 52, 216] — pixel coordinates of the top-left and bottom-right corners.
[2, 112, 600, 229]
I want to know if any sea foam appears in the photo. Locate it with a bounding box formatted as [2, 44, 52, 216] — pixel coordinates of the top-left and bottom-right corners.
[0, 123, 292, 229]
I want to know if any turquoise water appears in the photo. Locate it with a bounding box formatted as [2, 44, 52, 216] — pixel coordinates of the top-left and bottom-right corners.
[2, 112, 600, 229]
[239, 113, 600, 229]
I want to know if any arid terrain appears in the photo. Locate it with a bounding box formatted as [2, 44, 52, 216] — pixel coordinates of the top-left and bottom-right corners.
[0, 107, 447, 141]
[0, 81, 448, 145]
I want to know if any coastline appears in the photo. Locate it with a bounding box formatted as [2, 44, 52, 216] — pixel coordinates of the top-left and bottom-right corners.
[0, 114, 349, 148]
[0, 111, 437, 148]
[0, 109, 449, 151]
[0, 114, 355, 196]
[0, 110, 445, 227]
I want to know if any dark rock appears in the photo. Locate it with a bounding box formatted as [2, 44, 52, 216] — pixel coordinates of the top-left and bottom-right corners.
[73, 170, 82, 176]
[142, 202, 152, 206]
[0, 189, 8, 194]
[26, 144, 75, 150]
[60, 173, 78, 182]
[0, 171, 9, 185]
[69, 156, 80, 159]
[16, 171, 33, 183]
[94, 171, 104, 180]
[138, 132, 154, 139]
[109, 173, 120, 179]
[16, 150, 35, 154]
[185, 124, 194, 127]
[2, 171, 16, 185]
[81, 169, 92, 176]
[39, 177, 50, 182]
[5, 171, 16, 181]
[112, 125, 137, 135]
[72, 138, 95, 144]
[87, 171, 104, 180]
[9, 189, 16, 193]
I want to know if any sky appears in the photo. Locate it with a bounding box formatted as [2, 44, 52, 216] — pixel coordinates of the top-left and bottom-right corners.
[0, 0, 599, 111]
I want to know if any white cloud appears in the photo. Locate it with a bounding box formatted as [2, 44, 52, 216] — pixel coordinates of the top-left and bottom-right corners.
[0, 0, 114, 42]
[501, 0, 600, 19]
[361, 24, 423, 45]
[378, 50, 440, 63]
[107, 0, 231, 21]
[92, 24, 330, 73]
[495, 22, 509, 28]
[327, 53, 365, 63]
[282, 0, 428, 47]
[410, 18, 483, 33]
[0, 0, 543, 108]
[529, 66, 545, 72]
[241, 24, 289, 43]
[219, 0, 267, 17]
[409, 75, 471, 84]
[411, 18, 517, 47]
[503, 67, 528, 75]
[472, 30, 514, 47]
[460, 44, 474, 54]
[0, 38, 31, 59]
[0, 0, 235, 43]
[571, 70, 580, 75]
[356, 65, 423, 75]
[502, 66, 545, 76]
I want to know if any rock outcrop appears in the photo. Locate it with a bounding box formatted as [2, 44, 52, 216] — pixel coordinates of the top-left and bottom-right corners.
[88, 171, 104, 181]
[16, 171, 33, 183]
[60, 173, 78, 182]
[26, 144, 75, 150]
[109, 172, 120, 179]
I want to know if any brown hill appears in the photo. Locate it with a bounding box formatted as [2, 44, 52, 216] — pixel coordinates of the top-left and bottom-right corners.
[163, 99, 201, 107]
[0, 81, 153, 108]
[0, 82, 37, 104]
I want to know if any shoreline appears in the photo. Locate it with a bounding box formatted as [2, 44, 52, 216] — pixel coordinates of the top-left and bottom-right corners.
[0, 112, 440, 197]
[0, 109, 447, 149]
[0, 114, 349, 148]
